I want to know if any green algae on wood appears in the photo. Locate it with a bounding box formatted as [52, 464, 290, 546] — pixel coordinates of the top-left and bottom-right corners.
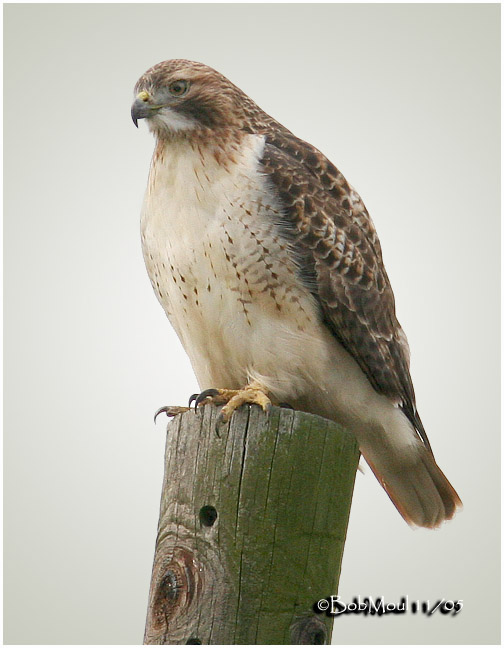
[144, 405, 359, 645]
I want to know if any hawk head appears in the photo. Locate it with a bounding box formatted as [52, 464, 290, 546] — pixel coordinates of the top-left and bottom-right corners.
[131, 59, 257, 138]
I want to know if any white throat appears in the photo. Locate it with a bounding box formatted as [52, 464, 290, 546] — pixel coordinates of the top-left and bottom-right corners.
[148, 107, 197, 135]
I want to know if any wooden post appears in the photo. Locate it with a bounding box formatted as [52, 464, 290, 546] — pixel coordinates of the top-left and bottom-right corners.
[144, 404, 359, 645]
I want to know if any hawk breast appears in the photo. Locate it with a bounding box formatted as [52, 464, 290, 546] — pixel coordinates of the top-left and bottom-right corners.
[140, 133, 326, 394]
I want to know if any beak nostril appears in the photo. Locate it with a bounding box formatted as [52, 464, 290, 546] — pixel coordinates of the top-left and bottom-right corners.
[137, 91, 150, 102]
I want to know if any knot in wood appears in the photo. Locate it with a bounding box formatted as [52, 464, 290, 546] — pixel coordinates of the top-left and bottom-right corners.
[150, 546, 203, 636]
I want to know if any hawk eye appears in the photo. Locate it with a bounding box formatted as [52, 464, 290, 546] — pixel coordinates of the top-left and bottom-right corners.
[168, 80, 189, 97]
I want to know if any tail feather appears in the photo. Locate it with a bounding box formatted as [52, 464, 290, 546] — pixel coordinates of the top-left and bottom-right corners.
[366, 449, 462, 528]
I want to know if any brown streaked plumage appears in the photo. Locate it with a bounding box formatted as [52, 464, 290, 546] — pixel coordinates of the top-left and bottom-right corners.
[132, 59, 461, 528]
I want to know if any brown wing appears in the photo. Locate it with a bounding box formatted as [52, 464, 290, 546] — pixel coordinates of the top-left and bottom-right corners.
[260, 136, 431, 450]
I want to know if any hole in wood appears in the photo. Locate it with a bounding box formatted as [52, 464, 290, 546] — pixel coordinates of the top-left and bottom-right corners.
[186, 638, 202, 644]
[290, 615, 327, 645]
[199, 505, 218, 527]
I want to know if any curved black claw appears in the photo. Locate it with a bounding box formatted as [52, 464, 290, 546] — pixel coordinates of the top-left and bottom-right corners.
[214, 411, 227, 437]
[194, 388, 220, 409]
[154, 406, 171, 423]
[279, 402, 295, 410]
[188, 393, 199, 408]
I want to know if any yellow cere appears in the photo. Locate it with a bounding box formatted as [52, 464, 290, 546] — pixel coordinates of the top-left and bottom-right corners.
[137, 91, 150, 102]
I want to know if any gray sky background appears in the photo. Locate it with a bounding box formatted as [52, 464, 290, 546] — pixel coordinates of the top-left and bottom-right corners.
[4, 3, 500, 645]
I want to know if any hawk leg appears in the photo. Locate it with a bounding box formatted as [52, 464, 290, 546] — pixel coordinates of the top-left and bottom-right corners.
[191, 380, 272, 425]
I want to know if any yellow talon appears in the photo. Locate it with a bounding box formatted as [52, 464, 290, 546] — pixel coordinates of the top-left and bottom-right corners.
[220, 386, 271, 422]
[195, 381, 272, 423]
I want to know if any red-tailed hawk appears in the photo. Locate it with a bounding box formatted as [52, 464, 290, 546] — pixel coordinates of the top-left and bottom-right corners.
[131, 59, 461, 528]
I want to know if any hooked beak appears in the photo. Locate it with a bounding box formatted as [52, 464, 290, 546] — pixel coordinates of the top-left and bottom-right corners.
[131, 91, 158, 128]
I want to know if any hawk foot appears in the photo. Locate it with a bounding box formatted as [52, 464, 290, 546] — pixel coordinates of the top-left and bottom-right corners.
[190, 382, 272, 427]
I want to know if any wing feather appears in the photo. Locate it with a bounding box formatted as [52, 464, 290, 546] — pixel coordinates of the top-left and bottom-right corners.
[260, 137, 431, 451]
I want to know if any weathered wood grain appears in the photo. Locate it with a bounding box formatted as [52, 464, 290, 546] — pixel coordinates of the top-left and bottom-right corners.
[144, 404, 359, 645]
